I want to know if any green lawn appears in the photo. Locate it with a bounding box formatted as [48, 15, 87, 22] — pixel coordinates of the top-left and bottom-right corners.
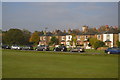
[2, 49, 118, 78]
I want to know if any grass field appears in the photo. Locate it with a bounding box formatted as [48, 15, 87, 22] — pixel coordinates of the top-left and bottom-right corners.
[2, 49, 118, 78]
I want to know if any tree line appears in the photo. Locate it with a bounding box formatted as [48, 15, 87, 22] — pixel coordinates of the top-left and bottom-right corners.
[2, 29, 39, 46]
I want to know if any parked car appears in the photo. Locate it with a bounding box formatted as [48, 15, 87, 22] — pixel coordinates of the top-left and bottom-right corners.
[22, 46, 33, 50]
[11, 45, 22, 50]
[70, 47, 84, 52]
[53, 45, 67, 51]
[35, 45, 49, 51]
[105, 47, 120, 54]
[2, 45, 11, 49]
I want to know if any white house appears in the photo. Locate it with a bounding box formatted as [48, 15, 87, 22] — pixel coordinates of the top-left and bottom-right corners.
[103, 33, 114, 47]
[66, 35, 72, 48]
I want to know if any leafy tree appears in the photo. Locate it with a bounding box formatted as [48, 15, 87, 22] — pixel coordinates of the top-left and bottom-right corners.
[116, 40, 120, 47]
[70, 34, 77, 47]
[87, 28, 98, 34]
[29, 31, 40, 45]
[2, 31, 7, 44]
[49, 36, 59, 45]
[2, 29, 25, 45]
[72, 29, 80, 34]
[98, 25, 108, 32]
[89, 38, 105, 49]
[89, 37, 99, 48]
[22, 29, 31, 45]
[94, 41, 105, 49]
[118, 27, 120, 33]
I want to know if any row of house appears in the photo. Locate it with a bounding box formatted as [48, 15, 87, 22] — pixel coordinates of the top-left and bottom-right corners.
[39, 31, 120, 49]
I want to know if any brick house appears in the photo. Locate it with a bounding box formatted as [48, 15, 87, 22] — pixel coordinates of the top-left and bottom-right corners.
[39, 33, 67, 46]
[39, 34, 52, 45]
[60, 34, 66, 45]
[95, 33, 103, 41]
[39, 31, 120, 48]
[76, 33, 95, 49]
[95, 32, 119, 47]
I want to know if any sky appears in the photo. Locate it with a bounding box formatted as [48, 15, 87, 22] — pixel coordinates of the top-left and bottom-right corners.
[1, 0, 120, 2]
[2, 2, 118, 32]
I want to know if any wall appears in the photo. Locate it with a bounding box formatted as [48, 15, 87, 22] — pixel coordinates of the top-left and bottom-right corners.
[103, 34, 113, 47]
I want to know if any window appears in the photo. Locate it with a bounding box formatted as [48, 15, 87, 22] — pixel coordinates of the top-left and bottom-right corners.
[97, 35, 101, 40]
[77, 36, 80, 40]
[84, 36, 88, 41]
[106, 34, 110, 41]
[62, 36, 65, 40]
[40, 37, 42, 40]
[50, 37, 51, 39]
[85, 36, 88, 39]
[78, 36, 80, 39]
[43, 36, 46, 40]
[68, 36, 70, 39]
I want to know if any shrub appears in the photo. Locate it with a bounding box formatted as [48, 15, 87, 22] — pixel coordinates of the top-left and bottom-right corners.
[116, 40, 120, 47]
[94, 41, 105, 49]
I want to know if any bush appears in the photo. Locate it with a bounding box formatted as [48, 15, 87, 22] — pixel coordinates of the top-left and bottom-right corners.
[116, 40, 120, 47]
[94, 41, 105, 50]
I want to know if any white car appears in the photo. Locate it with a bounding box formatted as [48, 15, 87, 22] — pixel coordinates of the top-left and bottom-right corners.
[11, 45, 22, 50]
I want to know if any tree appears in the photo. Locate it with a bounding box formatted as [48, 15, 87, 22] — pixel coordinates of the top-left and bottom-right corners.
[22, 29, 31, 45]
[94, 41, 105, 49]
[70, 34, 77, 47]
[89, 37, 99, 48]
[2, 29, 26, 45]
[29, 31, 40, 45]
[116, 40, 120, 47]
[49, 36, 59, 45]
[72, 29, 80, 34]
[98, 25, 108, 32]
[87, 28, 98, 34]
[89, 37, 105, 49]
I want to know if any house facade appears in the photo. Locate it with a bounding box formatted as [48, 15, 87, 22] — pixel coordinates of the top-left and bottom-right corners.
[39, 32, 120, 48]
[60, 35, 66, 45]
[103, 33, 118, 47]
[103, 33, 114, 47]
[66, 34, 72, 48]
[39, 35, 52, 45]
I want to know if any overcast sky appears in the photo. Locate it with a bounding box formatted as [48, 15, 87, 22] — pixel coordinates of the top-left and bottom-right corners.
[2, 2, 118, 32]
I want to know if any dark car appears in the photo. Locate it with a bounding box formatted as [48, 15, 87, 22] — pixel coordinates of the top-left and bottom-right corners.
[105, 47, 120, 54]
[2, 45, 11, 49]
[70, 47, 84, 52]
[35, 45, 49, 51]
[22, 46, 33, 50]
[53, 45, 67, 51]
